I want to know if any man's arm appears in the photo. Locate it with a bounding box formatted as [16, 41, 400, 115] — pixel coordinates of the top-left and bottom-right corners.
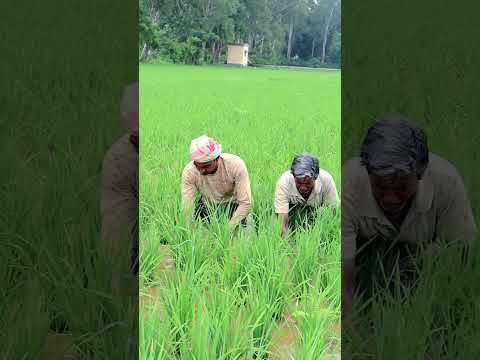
[436, 173, 477, 245]
[341, 168, 359, 318]
[101, 151, 137, 237]
[230, 160, 252, 227]
[181, 166, 198, 225]
[342, 258, 355, 316]
[278, 213, 289, 239]
[323, 175, 340, 208]
[274, 175, 291, 238]
[100, 146, 138, 284]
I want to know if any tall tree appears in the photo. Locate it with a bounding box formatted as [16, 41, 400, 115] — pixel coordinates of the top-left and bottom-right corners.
[320, 0, 339, 64]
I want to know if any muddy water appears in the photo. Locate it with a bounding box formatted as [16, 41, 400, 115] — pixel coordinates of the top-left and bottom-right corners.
[268, 314, 298, 360]
[267, 303, 341, 360]
[151, 244, 175, 287]
[140, 286, 158, 308]
[141, 244, 175, 319]
[156, 245, 175, 273]
[155, 244, 175, 285]
[326, 322, 341, 358]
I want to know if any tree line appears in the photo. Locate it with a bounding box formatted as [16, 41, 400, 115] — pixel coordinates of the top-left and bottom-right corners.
[139, 0, 340, 68]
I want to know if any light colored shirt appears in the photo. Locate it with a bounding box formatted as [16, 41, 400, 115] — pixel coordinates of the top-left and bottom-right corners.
[341, 153, 477, 260]
[274, 169, 339, 214]
[101, 133, 138, 249]
[181, 153, 252, 226]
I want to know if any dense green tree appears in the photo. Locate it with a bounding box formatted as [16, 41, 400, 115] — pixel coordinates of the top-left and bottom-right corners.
[139, 0, 341, 67]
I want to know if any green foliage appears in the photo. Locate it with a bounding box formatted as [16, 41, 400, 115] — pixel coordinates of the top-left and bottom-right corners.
[327, 31, 341, 64]
[139, 0, 341, 67]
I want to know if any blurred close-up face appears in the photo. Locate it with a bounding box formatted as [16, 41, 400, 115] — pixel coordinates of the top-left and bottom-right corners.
[194, 158, 219, 176]
[294, 176, 316, 199]
[369, 172, 419, 216]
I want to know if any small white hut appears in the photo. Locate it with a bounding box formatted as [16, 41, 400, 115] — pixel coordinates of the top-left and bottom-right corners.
[227, 43, 249, 66]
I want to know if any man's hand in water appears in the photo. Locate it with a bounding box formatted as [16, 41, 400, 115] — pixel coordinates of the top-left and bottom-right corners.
[279, 213, 289, 239]
[226, 219, 237, 236]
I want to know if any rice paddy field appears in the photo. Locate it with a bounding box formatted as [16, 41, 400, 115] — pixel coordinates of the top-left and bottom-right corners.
[139, 64, 341, 359]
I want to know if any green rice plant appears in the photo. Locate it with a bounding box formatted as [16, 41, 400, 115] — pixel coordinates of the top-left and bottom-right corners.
[139, 296, 174, 359]
[294, 287, 338, 360]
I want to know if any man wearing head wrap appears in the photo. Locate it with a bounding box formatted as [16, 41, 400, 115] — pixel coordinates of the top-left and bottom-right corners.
[181, 135, 253, 229]
[274, 153, 339, 238]
[341, 115, 477, 316]
[100, 82, 139, 277]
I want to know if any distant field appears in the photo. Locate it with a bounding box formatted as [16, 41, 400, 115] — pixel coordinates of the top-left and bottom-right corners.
[139, 64, 341, 359]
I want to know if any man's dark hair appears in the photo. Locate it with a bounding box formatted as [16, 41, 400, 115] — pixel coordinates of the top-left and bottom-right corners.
[291, 153, 320, 179]
[360, 114, 429, 178]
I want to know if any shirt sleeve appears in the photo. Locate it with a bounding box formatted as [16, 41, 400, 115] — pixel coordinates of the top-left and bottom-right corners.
[436, 172, 477, 245]
[100, 149, 138, 250]
[181, 165, 198, 216]
[341, 166, 358, 260]
[230, 159, 252, 226]
[274, 175, 290, 214]
[323, 175, 340, 207]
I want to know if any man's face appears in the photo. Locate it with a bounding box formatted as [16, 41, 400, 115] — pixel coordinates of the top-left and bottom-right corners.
[369, 172, 419, 216]
[194, 158, 219, 176]
[294, 176, 316, 199]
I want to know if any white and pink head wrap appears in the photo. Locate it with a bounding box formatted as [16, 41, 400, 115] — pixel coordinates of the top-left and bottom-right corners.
[190, 135, 222, 163]
[120, 82, 139, 133]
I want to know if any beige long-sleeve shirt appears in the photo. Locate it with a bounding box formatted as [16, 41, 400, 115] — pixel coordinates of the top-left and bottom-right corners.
[101, 133, 138, 251]
[181, 153, 252, 226]
[342, 153, 477, 260]
[274, 169, 339, 214]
